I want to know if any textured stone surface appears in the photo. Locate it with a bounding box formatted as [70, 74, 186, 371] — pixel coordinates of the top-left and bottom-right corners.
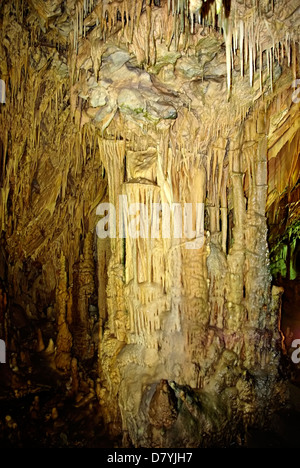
[0, 0, 299, 448]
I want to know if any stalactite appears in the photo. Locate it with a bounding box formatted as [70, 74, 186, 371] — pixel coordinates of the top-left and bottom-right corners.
[287, 33, 291, 67]
[224, 19, 232, 99]
[292, 40, 297, 81]
[259, 44, 262, 92]
[249, 30, 253, 86]
[270, 47, 273, 93]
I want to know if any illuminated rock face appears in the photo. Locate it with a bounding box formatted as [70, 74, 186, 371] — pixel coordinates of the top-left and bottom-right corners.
[0, 0, 299, 447]
[95, 107, 286, 448]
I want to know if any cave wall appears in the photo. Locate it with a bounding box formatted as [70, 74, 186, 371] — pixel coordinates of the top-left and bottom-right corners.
[0, 1, 108, 394]
[266, 86, 300, 360]
[0, 0, 299, 448]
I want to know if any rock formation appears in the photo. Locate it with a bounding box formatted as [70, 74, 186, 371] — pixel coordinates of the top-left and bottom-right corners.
[0, 0, 299, 448]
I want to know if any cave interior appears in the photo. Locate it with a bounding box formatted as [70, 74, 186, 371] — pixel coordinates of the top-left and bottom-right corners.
[0, 0, 299, 449]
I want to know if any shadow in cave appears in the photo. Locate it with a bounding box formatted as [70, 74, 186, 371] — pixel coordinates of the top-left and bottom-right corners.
[0, 351, 115, 448]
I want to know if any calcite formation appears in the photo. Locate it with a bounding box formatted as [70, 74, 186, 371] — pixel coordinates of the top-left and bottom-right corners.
[0, 0, 299, 448]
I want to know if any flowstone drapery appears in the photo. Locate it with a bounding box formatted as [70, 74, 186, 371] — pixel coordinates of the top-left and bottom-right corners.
[95, 106, 286, 448]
